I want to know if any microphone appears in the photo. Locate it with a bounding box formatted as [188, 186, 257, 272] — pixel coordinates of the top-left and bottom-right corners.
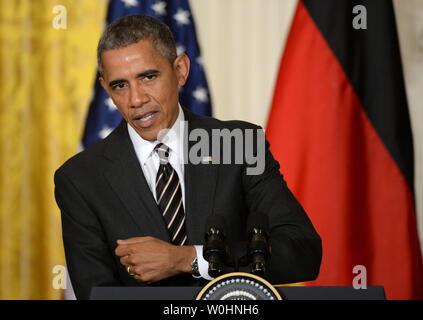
[247, 213, 271, 277]
[203, 214, 228, 278]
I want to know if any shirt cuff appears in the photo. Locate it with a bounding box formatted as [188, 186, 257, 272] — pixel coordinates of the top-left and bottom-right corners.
[193, 245, 214, 281]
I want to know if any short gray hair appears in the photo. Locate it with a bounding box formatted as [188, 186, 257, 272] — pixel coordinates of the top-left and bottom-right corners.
[97, 15, 177, 75]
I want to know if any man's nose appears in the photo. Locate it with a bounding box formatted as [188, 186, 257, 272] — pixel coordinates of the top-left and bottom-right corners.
[129, 85, 149, 107]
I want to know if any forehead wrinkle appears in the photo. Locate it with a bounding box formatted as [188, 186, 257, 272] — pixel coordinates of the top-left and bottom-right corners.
[124, 52, 144, 63]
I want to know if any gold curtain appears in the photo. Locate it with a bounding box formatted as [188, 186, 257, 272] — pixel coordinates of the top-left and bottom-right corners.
[0, 0, 107, 299]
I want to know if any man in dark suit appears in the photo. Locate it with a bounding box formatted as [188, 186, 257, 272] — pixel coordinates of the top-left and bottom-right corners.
[54, 15, 322, 300]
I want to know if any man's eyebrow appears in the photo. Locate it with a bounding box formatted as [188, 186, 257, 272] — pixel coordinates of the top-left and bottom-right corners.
[108, 70, 160, 87]
[108, 79, 126, 87]
[136, 69, 160, 78]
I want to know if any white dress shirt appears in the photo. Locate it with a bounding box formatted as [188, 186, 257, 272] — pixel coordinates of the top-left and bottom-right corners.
[127, 105, 213, 280]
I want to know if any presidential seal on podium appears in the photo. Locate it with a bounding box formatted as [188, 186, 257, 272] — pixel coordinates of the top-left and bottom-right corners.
[196, 272, 282, 300]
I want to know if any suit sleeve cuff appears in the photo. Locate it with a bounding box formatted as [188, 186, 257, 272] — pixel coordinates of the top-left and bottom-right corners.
[193, 245, 214, 281]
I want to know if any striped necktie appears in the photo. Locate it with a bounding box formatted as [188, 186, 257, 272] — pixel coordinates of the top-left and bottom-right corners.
[154, 143, 187, 245]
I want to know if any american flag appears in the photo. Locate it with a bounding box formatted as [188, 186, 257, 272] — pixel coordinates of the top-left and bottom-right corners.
[81, 0, 212, 148]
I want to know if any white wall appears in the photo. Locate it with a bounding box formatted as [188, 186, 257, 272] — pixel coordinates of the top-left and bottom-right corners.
[190, 0, 297, 126]
[394, 0, 423, 249]
[190, 0, 423, 249]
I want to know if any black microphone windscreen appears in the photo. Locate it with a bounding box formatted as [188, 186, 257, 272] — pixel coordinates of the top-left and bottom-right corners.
[204, 214, 227, 234]
[247, 213, 269, 233]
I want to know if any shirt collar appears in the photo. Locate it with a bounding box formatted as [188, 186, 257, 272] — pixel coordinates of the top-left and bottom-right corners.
[127, 104, 185, 166]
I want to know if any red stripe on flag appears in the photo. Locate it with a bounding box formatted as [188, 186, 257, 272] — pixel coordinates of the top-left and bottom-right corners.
[266, 1, 423, 299]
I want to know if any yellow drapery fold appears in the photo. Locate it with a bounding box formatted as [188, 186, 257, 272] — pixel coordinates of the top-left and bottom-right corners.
[0, 0, 107, 299]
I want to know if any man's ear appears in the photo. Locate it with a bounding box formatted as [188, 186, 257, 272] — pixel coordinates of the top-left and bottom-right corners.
[173, 54, 190, 87]
[99, 76, 109, 95]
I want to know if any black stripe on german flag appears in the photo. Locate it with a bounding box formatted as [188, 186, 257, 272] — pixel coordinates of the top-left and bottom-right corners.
[303, 0, 414, 192]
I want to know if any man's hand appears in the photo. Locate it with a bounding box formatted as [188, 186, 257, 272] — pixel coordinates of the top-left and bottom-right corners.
[115, 236, 196, 283]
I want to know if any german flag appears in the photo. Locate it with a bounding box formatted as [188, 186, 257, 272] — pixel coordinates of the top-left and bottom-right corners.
[266, 0, 423, 299]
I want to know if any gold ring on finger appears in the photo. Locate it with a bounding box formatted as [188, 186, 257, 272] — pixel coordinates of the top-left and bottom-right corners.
[126, 265, 135, 276]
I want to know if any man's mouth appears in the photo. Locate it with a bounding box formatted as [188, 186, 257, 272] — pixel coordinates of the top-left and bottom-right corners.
[139, 112, 155, 121]
[134, 111, 159, 128]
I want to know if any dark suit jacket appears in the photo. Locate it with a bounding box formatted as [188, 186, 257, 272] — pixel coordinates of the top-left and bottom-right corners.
[54, 107, 322, 300]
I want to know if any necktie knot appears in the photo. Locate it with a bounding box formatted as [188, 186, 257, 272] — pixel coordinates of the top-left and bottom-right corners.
[154, 143, 170, 164]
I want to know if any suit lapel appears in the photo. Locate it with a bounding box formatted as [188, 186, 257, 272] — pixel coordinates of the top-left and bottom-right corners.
[103, 120, 170, 241]
[183, 108, 219, 245]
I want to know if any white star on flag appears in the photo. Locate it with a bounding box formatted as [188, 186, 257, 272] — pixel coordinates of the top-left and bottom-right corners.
[99, 125, 114, 139]
[151, 1, 167, 16]
[105, 98, 118, 111]
[176, 44, 186, 55]
[196, 56, 204, 66]
[193, 86, 209, 103]
[173, 8, 190, 25]
[121, 0, 138, 7]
